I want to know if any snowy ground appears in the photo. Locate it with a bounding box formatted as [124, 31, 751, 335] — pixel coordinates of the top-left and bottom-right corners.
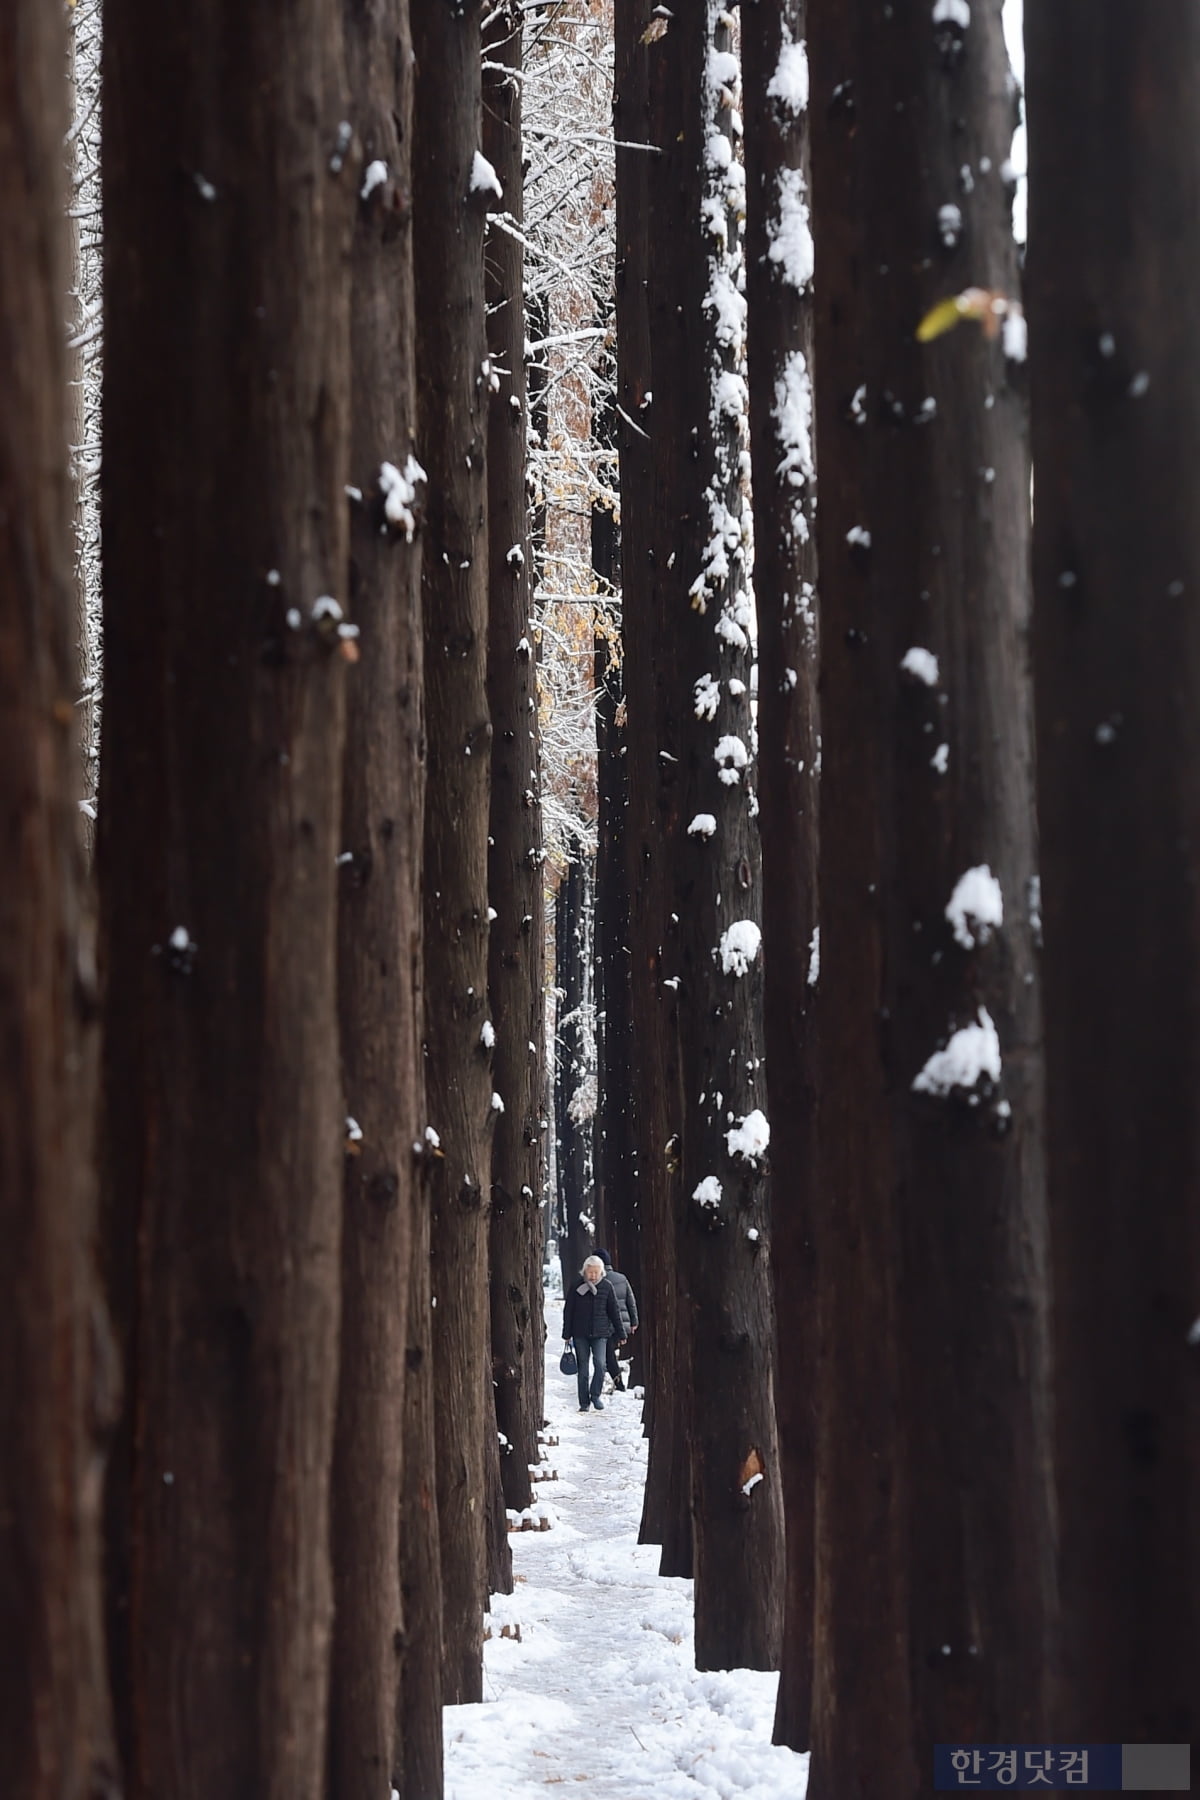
[443, 1320, 809, 1800]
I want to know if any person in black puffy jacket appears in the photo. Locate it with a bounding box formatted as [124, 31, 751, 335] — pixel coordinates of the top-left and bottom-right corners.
[562, 1254, 623, 1412]
[597, 1249, 639, 1390]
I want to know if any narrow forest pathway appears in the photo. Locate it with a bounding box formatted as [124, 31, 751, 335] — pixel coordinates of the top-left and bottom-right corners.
[442, 1320, 809, 1800]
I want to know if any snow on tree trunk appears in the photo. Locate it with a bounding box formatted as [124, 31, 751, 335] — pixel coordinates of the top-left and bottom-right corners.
[484, 2, 546, 1522]
[0, 4, 115, 1790]
[656, 5, 786, 1674]
[613, 0, 693, 1585]
[327, 2, 423, 1793]
[1026, 0, 1200, 1746]
[742, 0, 820, 1744]
[805, 0, 1054, 1790]
[412, 0, 496, 1709]
[554, 845, 595, 1289]
[98, 0, 354, 1789]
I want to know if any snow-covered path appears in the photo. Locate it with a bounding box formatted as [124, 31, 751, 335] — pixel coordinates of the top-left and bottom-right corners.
[443, 1327, 809, 1800]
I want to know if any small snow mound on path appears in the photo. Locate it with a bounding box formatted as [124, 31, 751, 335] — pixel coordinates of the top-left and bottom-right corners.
[443, 1303, 809, 1800]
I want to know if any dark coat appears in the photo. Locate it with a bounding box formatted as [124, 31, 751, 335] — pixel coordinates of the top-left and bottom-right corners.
[562, 1276, 622, 1343]
[600, 1264, 638, 1336]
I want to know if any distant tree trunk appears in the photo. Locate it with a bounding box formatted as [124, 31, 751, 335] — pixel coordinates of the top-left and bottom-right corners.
[613, 0, 691, 1581]
[328, 3, 422, 1794]
[742, 0, 820, 1743]
[412, 0, 494, 1708]
[1025, 1, 1200, 1746]
[554, 850, 594, 1288]
[394, 1159, 444, 1800]
[0, 7, 114, 1791]
[650, 4, 784, 1673]
[484, 3, 545, 1520]
[100, 0, 353, 1791]
[594, 608, 641, 1355]
[806, 0, 1054, 1791]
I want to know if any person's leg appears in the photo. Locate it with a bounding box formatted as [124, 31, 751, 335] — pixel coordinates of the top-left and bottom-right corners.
[573, 1337, 590, 1410]
[588, 1338, 607, 1405]
[605, 1336, 620, 1382]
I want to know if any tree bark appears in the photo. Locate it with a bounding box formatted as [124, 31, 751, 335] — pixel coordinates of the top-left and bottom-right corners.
[412, 0, 494, 1708]
[613, 0, 692, 1581]
[484, 3, 545, 1520]
[99, 0, 354, 1791]
[328, 3, 422, 1793]
[554, 849, 594, 1289]
[648, 4, 785, 1673]
[394, 1159, 444, 1800]
[742, 0, 821, 1742]
[0, 5, 115, 1791]
[805, 0, 1055, 1792]
[1025, 0, 1200, 1745]
[593, 610, 642, 1368]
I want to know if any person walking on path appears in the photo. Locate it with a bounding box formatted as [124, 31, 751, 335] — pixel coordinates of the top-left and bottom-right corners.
[597, 1249, 639, 1390]
[563, 1254, 623, 1412]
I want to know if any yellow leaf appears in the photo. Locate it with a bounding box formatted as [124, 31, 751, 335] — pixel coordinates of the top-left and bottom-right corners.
[641, 16, 669, 42]
[916, 294, 968, 343]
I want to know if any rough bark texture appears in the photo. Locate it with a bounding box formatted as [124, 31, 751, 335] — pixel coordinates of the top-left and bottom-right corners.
[655, 4, 785, 1673]
[593, 608, 642, 1375]
[613, 0, 692, 1580]
[328, 3, 422, 1794]
[99, 1, 353, 1792]
[0, 6, 115, 1791]
[742, 0, 821, 1740]
[394, 1159, 444, 1800]
[484, 4, 545, 1519]
[805, 0, 1055, 1793]
[1025, 0, 1200, 1746]
[554, 851, 594, 1290]
[412, 0, 494, 1708]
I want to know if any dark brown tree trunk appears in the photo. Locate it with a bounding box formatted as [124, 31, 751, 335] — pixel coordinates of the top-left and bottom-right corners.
[394, 1160, 444, 1800]
[484, 3, 545, 1521]
[99, 0, 354, 1791]
[647, 5, 785, 1673]
[806, 0, 1054, 1792]
[613, 0, 692, 1582]
[412, 0, 494, 1708]
[742, 0, 820, 1743]
[328, 4, 422, 1794]
[554, 850, 594, 1289]
[1025, 0, 1200, 1746]
[0, 7, 114, 1791]
[593, 607, 642, 1370]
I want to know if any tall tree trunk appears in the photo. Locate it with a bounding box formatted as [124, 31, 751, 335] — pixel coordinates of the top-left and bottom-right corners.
[805, 0, 1055, 1792]
[412, 0, 494, 1708]
[554, 850, 594, 1289]
[0, 6, 114, 1791]
[484, 3, 545, 1520]
[653, 6, 785, 1673]
[1025, 0, 1200, 1745]
[613, 0, 692, 1581]
[394, 1158, 444, 1800]
[328, 3, 422, 1794]
[593, 609, 641, 1358]
[99, 0, 354, 1791]
[742, 0, 820, 1743]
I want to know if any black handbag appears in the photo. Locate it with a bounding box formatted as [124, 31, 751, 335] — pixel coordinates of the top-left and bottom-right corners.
[559, 1344, 578, 1376]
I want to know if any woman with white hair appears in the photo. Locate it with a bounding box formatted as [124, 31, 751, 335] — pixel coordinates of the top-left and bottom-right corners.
[562, 1254, 624, 1412]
